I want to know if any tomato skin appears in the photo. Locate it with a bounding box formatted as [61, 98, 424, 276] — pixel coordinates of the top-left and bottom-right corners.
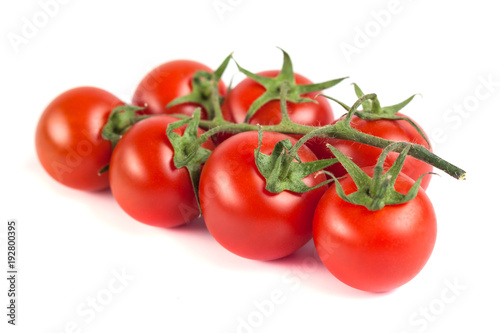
[132, 60, 226, 117]
[221, 70, 334, 126]
[313, 168, 437, 293]
[308, 114, 433, 189]
[109, 115, 214, 228]
[35, 87, 124, 191]
[199, 131, 327, 261]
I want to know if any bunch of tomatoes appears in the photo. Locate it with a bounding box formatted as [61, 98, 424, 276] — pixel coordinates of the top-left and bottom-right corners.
[35, 50, 464, 293]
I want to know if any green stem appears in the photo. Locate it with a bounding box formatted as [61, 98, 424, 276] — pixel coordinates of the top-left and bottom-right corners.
[210, 82, 226, 123]
[327, 122, 465, 180]
[172, 87, 465, 181]
[343, 93, 378, 124]
[278, 81, 294, 125]
[187, 115, 465, 180]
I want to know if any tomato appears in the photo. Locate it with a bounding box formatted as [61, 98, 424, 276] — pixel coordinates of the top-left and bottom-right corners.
[221, 70, 334, 126]
[109, 115, 214, 228]
[313, 168, 437, 292]
[199, 131, 327, 260]
[132, 60, 226, 117]
[308, 114, 433, 189]
[35, 87, 124, 191]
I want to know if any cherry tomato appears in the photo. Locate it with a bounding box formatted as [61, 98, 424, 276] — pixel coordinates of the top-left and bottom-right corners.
[109, 115, 214, 228]
[313, 167, 437, 293]
[199, 131, 327, 260]
[132, 60, 226, 118]
[35, 86, 124, 191]
[221, 70, 334, 126]
[308, 114, 433, 189]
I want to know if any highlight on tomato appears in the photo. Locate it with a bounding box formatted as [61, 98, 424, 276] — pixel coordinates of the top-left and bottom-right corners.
[313, 143, 437, 292]
[132, 59, 227, 118]
[199, 130, 329, 261]
[109, 115, 214, 228]
[35, 86, 124, 191]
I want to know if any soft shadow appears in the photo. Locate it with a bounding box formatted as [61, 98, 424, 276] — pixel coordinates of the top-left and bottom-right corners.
[262, 239, 391, 299]
[168, 216, 209, 235]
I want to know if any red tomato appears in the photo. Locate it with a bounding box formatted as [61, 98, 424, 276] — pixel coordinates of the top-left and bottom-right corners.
[308, 114, 433, 189]
[35, 87, 124, 191]
[221, 70, 334, 126]
[199, 131, 327, 260]
[132, 60, 226, 117]
[313, 168, 437, 292]
[109, 115, 214, 228]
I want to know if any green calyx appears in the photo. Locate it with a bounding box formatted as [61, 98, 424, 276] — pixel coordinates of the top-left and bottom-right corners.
[166, 108, 212, 210]
[167, 54, 232, 121]
[254, 127, 336, 194]
[327, 142, 434, 211]
[235, 48, 348, 123]
[99, 105, 149, 174]
[101, 105, 149, 149]
[328, 83, 430, 147]
[352, 83, 418, 117]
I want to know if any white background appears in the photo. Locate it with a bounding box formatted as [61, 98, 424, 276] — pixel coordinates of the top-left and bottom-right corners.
[1, 0, 499, 332]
